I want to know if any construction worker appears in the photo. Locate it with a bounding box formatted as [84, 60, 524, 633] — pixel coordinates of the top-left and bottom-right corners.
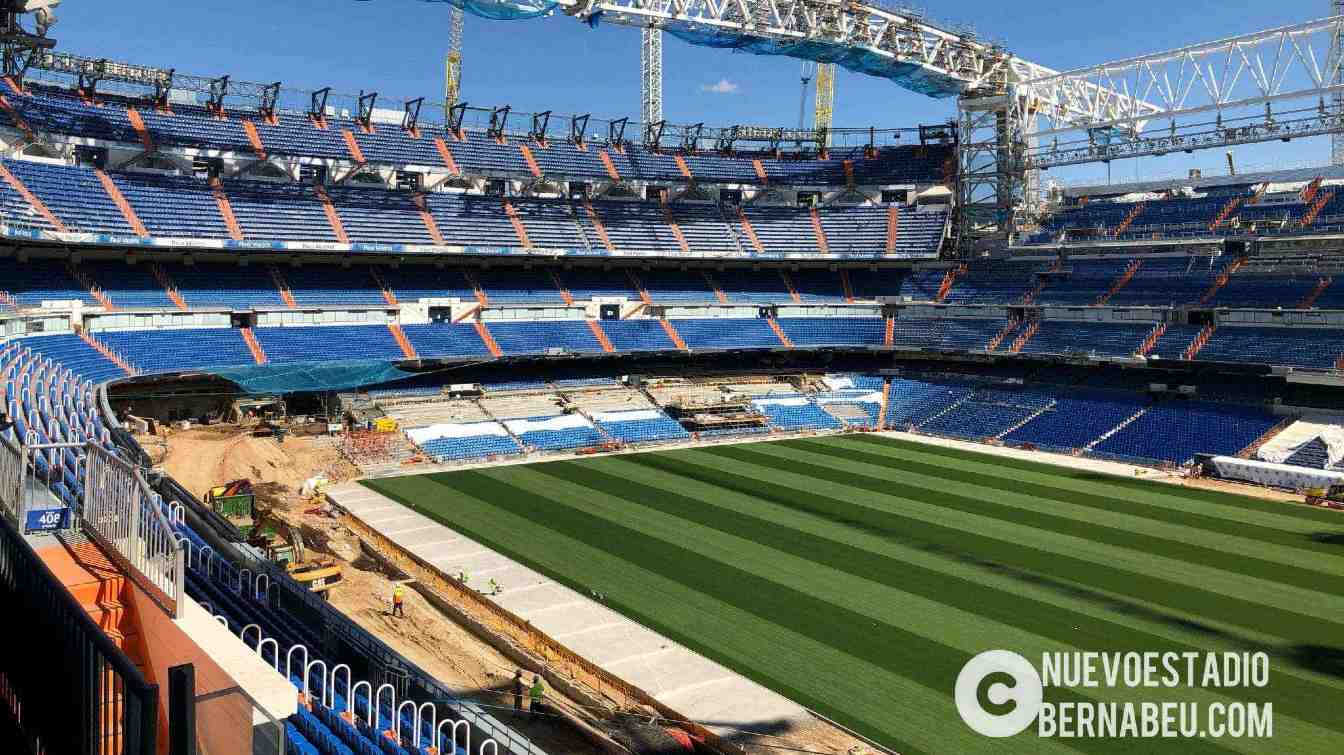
[391, 583, 405, 618]
[529, 675, 545, 720]
[512, 670, 525, 712]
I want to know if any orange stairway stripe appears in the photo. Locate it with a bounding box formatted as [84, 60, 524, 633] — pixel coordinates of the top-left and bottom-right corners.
[208, 177, 245, 240]
[501, 198, 533, 248]
[735, 205, 765, 253]
[587, 320, 615, 353]
[411, 193, 445, 245]
[809, 207, 830, 254]
[660, 318, 688, 351]
[0, 161, 67, 232]
[312, 184, 350, 244]
[242, 120, 268, 159]
[434, 137, 462, 175]
[519, 144, 542, 178]
[885, 207, 900, 255]
[673, 154, 694, 181]
[125, 107, 154, 153]
[341, 129, 366, 164]
[93, 169, 149, 237]
[582, 198, 615, 251]
[599, 150, 621, 181]
[752, 159, 768, 185]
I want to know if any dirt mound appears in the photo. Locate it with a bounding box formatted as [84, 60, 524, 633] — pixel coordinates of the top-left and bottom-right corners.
[155, 426, 357, 503]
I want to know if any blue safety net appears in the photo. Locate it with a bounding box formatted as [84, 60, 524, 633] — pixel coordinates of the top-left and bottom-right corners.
[404, 0, 966, 97]
[666, 28, 962, 97]
[207, 360, 417, 394]
[412, 0, 558, 20]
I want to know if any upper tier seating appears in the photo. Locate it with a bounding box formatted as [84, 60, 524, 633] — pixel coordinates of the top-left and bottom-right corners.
[1195, 326, 1344, 370]
[0, 158, 946, 257]
[8, 84, 951, 187]
[1017, 321, 1150, 358]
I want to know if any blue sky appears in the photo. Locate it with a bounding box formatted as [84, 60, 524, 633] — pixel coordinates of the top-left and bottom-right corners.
[49, 0, 1337, 185]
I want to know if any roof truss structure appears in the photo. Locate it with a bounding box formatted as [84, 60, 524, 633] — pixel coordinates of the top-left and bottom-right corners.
[1018, 15, 1344, 138]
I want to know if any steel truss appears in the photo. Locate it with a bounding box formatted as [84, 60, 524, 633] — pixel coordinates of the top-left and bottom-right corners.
[1334, 1, 1344, 164]
[1018, 15, 1344, 155]
[641, 25, 662, 126]
[957, 94, 1025, 254]
[558, 0, 1052, 97]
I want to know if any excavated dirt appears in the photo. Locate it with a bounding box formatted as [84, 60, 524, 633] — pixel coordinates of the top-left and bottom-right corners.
[153, 425, 358, 502]
[157, 425, 874, 755]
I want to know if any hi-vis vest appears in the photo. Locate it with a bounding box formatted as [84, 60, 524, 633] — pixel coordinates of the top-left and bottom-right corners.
[393, 586, 405, 604]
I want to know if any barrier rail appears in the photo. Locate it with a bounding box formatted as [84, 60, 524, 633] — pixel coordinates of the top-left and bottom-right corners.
[0, 433, 23, 524]
[80, 443, 185, 618]
[0, 505, 158, 755]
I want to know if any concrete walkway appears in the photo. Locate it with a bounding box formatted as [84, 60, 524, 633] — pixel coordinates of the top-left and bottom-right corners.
[326, 482, 810, 737]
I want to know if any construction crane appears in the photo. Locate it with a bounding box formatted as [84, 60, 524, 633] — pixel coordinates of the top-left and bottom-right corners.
[798, 61, 835, 144]
[444, 3, 464, 116]
[815, 62, 835, 147]
[798, 61, 815, 129]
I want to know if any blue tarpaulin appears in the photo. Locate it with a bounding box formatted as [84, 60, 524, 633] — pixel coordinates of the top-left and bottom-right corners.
[405, 0, 966, 97]
[207, 360, 417, 394]
[408, 0, 559, 20]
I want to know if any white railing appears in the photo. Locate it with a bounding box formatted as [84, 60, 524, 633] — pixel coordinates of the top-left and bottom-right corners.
[80, 443, 186, 618]
[0, 433, 24, 522]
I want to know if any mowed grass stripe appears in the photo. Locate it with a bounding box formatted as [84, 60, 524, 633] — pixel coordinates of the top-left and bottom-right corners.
[848, 434, 1344, 530]
[392, 468, 1249, 755]
[508, 461, 1337, 754]
[532, 457, 1344, 733]
[596, 451, 1344, 695]
[363, 473, 998, 755]
[760, 438, 1344, 581]
[369, 470, 1085, 755]
[360, 435, 1344, 754]
[643, 444, 1344, 638]
[783, 436, 1344, 567]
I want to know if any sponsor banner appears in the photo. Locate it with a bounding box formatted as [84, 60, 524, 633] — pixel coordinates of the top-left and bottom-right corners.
[0, 222, 934, 260]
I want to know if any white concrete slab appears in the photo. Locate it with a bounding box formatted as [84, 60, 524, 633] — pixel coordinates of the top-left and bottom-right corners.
[328, 481, 812, 735]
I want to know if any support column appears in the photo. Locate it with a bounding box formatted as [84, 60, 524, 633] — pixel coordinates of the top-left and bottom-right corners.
[957, 92, 1026, 255]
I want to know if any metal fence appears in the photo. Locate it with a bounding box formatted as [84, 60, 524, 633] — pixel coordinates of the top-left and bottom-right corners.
[0, 508, 158, 755]
[0, 433, 22, 523]
[80, 443, 185, 619]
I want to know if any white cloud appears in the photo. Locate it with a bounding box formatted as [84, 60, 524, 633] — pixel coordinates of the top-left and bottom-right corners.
[700, 78, 740, 94]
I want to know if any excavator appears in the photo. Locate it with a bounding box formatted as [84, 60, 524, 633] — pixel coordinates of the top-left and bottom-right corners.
[207, 479, 344, 597]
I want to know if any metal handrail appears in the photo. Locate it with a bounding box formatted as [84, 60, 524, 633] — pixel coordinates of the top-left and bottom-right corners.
[79, 443, 185, 618]
[0, 432, 25, 524]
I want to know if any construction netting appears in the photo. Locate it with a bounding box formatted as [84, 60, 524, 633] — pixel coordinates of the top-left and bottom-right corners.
[428, 0, 966, 96]
[208, 360, 417, 394]
[665, 29, 963, 97]
[417, 0, 558, 21]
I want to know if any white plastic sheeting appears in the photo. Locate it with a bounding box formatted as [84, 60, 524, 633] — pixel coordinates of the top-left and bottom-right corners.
[1257, 421, 1344, 466]
[1210, 456, 1344, 491]
[590, 409, 665, 423]
[823, 376, 856, 391]
[504, 414, 593, 434]
[752, 397, 811, 407]
[815, 391, 883, 404]
[406, 421, 508, 445]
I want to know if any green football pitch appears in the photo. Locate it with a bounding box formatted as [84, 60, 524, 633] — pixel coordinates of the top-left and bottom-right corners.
[362, 435, 1344, 754]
